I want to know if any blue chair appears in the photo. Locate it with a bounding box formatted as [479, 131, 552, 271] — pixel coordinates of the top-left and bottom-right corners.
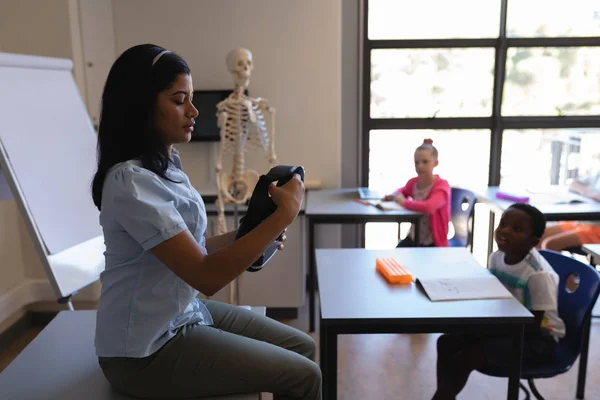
[477, 249, 600, 400]
[448, 188, 476, 248]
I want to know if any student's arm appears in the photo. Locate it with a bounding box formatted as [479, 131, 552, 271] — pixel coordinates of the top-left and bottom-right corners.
[527, 272, 558, 333]
[383, 186, 406, 201]
[151, 176, 304, 296]
[402, 188, 448, 214]
[396, 180, 413, 197]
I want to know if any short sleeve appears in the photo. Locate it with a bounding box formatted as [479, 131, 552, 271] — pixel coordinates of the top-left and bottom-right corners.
[105, 164, 188, 251]
[527, 272, 558, 311]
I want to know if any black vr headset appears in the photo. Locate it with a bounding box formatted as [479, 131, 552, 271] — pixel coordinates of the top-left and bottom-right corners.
[235, 165, 305, 272]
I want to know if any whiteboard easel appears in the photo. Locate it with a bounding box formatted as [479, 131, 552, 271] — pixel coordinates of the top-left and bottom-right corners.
[0, 52, 105, 308]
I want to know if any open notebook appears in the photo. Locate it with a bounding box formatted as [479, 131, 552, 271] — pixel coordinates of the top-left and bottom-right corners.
[417, 275, 513, 302]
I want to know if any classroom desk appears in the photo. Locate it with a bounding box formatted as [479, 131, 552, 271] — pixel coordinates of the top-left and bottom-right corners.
[582, 244, 600, 265]
[316, 247, 533, 400]
[582, 245, 600, 318]
[305, 188, 422, 332]
[475, 186, 600, 253]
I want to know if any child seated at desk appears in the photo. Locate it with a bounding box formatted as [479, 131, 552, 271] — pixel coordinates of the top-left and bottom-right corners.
[382, 139, 450, 247]
[541, 172, 600, 251]
[432, 204, 565, 400]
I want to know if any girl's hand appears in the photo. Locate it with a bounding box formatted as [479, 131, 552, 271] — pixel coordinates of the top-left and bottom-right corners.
[276, 228, 287, 250]
[382, 194, 395, 201]
[268, 174, 305, 224]
[394, 193, 406, 206]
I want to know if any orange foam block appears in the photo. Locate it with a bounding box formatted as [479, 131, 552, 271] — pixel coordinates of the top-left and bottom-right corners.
[376, 257, 413, 284]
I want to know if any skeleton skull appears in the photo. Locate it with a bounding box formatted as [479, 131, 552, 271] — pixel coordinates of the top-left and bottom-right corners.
[226, 48, 253, 88]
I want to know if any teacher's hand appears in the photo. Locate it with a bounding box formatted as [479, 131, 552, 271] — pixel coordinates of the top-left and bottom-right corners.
[276, 228, 287, 250]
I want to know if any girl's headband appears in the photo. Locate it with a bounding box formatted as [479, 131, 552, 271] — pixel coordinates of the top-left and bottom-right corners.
[152, 50, 170, 66]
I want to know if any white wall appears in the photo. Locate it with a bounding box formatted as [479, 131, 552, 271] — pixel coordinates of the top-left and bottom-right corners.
[0, 0, 72, 59]
[112, 0, 342, 191]
[0, 202, 26, 294]
[0, 0, 343, 327]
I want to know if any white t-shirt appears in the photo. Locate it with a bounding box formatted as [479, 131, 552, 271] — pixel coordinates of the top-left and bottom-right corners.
[489, 248, 566, 340]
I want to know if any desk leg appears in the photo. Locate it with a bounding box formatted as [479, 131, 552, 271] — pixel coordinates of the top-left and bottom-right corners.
[309, 220, 316, 333]
[413, 218, 420, 246]
[507, 326, 524, 400]
[320, 322, 337, 400]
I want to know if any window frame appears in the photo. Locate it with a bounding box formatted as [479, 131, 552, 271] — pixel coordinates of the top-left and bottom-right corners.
[361, 0, 600, 187]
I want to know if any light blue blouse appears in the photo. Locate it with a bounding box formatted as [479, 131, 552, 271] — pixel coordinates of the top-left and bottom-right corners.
[95, 150, 213, 358]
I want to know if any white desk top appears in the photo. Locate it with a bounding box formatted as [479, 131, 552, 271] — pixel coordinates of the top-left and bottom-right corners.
[316, 247, 532, 324]
[583, 244, 600, 259]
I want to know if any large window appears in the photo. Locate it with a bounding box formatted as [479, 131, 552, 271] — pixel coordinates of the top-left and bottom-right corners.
[362, 0, 600, 257]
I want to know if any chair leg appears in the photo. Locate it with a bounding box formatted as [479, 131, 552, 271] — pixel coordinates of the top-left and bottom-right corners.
[528, 378, 545, 400]
[520, 381, 531, 400]
[577, 318, 592, 399]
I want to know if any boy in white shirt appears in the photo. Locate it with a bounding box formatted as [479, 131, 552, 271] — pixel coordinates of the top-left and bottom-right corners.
[432, 203, 565, 400]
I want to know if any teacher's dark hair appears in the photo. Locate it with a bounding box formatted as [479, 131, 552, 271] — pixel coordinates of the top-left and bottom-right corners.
[91, 44, 190, 210]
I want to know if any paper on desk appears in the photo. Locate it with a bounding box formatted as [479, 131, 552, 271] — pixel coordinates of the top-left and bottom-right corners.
[418, 275, 513, 302]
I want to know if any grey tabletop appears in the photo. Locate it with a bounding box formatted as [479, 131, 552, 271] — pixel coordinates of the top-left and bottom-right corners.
[316, 247, 532, 324]
[0, 310, 258, 400]
[0, 311, 133, 400]
[305, 188, 421, 220]
[475, 186, 600, 220]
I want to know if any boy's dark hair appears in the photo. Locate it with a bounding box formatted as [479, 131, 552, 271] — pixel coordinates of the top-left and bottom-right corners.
[91, 44, 191, 210]
[507, 203, 546, 238]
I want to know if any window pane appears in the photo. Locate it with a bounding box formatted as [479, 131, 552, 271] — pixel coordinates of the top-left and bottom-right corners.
[502, 47, 600, 116]
[501, 128, 600, 189]
[507, 0, 600, 38]
[371, 49, 495, 118]
[368, 130, 491, 194]
[365, 222, 400, 249]
[368, 0, 500, 39]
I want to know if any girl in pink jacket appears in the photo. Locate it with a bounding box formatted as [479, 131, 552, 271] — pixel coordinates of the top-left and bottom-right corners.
[383, 139, 451, 247]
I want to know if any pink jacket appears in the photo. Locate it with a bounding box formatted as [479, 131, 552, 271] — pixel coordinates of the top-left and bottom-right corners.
[393, 175, 451, 247]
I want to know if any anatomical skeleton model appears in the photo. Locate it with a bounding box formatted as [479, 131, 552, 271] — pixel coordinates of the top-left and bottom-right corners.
[215, 48, 277, 235]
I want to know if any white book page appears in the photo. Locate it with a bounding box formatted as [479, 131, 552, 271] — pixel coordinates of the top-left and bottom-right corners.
[418, 275, 514, 302]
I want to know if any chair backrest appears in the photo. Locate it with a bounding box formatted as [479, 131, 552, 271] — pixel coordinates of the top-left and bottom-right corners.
[448, 187, 477, 247]
[539, 250, 600, 354]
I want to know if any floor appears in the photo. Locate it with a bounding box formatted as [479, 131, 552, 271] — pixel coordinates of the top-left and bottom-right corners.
[2, 301, 599, 400]
[0, 326, 42, 373]
[281, 297, 600, 400]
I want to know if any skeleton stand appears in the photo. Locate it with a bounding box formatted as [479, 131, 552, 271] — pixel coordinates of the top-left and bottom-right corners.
[214, 48, 277, 305]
